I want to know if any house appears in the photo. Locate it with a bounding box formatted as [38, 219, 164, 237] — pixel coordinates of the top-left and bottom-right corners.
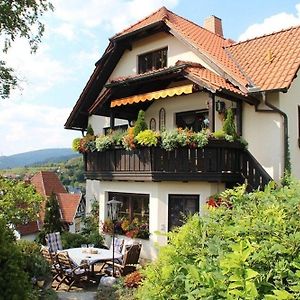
[65, 7, 300, 259]
[17, 171, 86, 239]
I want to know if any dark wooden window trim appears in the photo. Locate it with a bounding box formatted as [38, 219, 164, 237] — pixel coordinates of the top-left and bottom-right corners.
[168, 194, 199, 231]
[159, 108, 166, 131]
[176, 109, 209, 131]
[108, 192, 149, 222]
[138, 47, 168, 74]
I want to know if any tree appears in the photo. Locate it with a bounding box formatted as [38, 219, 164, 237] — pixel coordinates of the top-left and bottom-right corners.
[0, 0, 54, 99]
[0, 218, 33, 299]
[0, 177, 42, 226]
[43, 192, 64, 233]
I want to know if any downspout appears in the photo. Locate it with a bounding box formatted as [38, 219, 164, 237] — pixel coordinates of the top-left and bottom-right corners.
[259, 91, 290, 174]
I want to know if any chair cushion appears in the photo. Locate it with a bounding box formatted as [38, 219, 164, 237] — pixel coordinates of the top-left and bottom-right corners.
[46, 232, 63, 253]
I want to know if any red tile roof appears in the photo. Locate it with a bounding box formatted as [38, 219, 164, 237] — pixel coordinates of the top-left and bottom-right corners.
[57, 193, 81, 224]
[17, 221, 39, 236]
[225, 26, 300, 91]
[107, 62, 245, 96]
[30, 171, 67, 223]
[31, 171, 67, 197]
[113, 7, 248, 88]
[185, 66, 245, 95]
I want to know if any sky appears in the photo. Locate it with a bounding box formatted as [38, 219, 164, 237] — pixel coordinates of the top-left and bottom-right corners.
[1, 0, 300, 156]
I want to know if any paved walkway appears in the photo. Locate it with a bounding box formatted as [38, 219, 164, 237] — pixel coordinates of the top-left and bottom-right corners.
[57, 291, 97, 300]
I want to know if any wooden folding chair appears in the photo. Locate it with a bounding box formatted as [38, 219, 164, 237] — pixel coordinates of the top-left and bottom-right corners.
[55, 251, 89, 291]
[101, 243, 142, 277]
[41, 246, 63, 286]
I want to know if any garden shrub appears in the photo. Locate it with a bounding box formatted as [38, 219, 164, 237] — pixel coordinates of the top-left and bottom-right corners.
[135, 129, 160, 147]
[223, 108, 237, 138]
[61, 231, 89, 248]
[138, 180, 300, 299]
[133, 110, 147, 137]
[17, 240, 51, 281]
[0, 219, 33, 299]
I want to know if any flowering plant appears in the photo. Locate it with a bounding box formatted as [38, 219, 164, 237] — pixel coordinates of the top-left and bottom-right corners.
[101, 217, 150, 239]
[122, 127, 136, 151]
[206, 193, 232, 209]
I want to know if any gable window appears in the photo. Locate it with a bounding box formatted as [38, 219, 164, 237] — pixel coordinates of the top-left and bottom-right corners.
[176, 109, 209, 132]
[138, 47, 167, 74]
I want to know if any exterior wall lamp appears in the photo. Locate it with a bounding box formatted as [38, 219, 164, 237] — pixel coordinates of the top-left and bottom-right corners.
[216, 100, 226, 113]
[107, 197, 122, 277]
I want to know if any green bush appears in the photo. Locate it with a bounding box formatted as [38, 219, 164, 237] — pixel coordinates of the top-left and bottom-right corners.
[17, 240, 51, 281]
[72, 138, 81, 152]
[138, 180, 300, 299]
[161, 129, 178, 151]
[86, 124, 94, 136]
[95, 134, 113, 151]
[0, 219, 33, 299]
[61, 231, 89, 248]
[133, 110, 147, 137]
[213, 129, 226, 139]
[135, 130, 159, 147]
[223, 108, 237, 138]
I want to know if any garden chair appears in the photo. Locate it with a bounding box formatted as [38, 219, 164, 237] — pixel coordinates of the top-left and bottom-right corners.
[110, 237, 124, 254]
[40, 246, 63, 286]
[55, 251, 90, 291]
[45, 232, 63, 253]
[102, 243, 142, 277]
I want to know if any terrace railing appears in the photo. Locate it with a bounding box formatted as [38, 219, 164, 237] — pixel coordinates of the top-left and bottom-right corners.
[84, 140, 272, 190]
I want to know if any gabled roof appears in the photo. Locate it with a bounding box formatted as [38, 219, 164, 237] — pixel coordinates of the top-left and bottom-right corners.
[65, 6, 300, 130]
[31, 171, 67, 197]
[57, 193, 82, 224]
[225, 26, 300, 91]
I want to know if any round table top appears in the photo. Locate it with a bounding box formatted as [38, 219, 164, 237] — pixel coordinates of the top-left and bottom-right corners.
[65, 247, 122, 266]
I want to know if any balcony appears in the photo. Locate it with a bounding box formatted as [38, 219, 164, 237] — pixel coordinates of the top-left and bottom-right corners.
[84, 140, 272, 189]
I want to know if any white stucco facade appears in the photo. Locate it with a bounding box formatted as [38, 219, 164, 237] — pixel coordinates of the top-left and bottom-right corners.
[86, 179, 224, 260]
[109, 32, 213, 80]
[278, 72, 300, 179]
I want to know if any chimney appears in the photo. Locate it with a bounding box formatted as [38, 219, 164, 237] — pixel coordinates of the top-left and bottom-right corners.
[203, 15, 223, 37]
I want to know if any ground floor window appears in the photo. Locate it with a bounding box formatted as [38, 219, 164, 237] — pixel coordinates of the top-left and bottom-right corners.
[108, 192, 149, 222]
[107, 192, 150, 239]
[168, 194, 199, 231]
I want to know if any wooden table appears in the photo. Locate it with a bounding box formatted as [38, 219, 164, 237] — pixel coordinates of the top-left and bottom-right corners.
[65, 247, 122, 274]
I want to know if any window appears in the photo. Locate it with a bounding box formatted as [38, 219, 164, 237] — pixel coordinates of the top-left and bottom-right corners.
[176, 109, 209, 132]
[108, 192, 149, 222]
[138, 48, 167, 74]
[149, 118, 156, 131]
[168, 194, 199, 231]
[159, 108, 166, 131]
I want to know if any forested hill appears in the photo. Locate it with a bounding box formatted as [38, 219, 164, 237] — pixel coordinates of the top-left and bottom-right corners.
[0, 156, 85, 192]
[0, 148, 79, 169]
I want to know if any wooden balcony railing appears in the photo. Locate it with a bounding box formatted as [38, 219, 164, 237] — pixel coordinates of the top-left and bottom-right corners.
[84, 140, 272, 190]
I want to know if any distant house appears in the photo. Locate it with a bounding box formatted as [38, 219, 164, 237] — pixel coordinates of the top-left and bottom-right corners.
[65, 7, 300, 259]
[17, 171, 86, 240]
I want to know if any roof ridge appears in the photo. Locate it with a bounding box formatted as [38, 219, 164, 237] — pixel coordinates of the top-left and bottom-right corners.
[112, 6, 170, 38]
[227, 24, 300, 48]
[167, 9, 228, 41]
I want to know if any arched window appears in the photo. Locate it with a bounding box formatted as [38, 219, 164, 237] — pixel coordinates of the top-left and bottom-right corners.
[149, 118, 156, 131]
[159, 108, 166, 131]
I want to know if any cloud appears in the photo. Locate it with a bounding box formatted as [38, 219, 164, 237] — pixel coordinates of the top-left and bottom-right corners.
[0, 102, 79, 156]
[51, 0, 179, 37]
[239, 4, 300, 41]
[3, 39, 70, 101]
